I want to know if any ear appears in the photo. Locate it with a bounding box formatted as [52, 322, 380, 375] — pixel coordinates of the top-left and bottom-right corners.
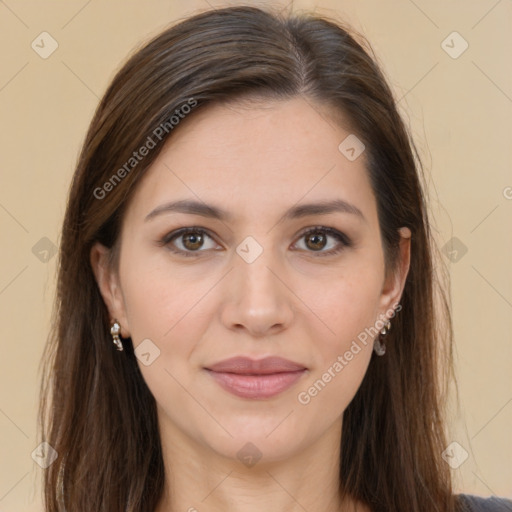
[378, 227, 411, 316]
[90, 242, 131, 338]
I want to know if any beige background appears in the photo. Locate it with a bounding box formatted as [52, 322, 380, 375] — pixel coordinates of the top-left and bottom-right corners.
[0, 0, 511, 510]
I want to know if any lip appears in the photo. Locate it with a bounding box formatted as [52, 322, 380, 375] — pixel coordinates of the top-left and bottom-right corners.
[204, 356, 308, 400]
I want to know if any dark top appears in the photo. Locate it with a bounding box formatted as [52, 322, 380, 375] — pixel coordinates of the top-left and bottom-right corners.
[457, 494, 512, 511]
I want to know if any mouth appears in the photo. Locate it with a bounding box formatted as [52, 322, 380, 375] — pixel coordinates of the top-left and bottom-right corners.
[203, 356, 308, 399]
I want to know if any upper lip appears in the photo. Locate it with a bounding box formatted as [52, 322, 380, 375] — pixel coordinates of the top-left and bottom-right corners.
[204, 356, 306, 375]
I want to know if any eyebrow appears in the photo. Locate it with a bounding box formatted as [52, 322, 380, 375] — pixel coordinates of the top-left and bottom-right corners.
[144, 198, 366, 223]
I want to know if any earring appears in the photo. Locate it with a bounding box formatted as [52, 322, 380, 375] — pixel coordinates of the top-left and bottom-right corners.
[110, 320, 124, 352]
[373, 319, 391, 356]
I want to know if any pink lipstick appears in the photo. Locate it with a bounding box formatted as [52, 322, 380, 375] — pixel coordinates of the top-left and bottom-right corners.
[204, 356, 307, 399]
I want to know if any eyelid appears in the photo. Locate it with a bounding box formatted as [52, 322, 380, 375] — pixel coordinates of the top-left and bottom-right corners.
[291, 225, 352, 257]
[158, 225, 352, 257]
[158, 226, 222, 257]
[295, 225, 352, 246]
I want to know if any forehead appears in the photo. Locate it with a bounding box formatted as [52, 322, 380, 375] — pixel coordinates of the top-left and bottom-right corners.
[124, 96, 377, 227]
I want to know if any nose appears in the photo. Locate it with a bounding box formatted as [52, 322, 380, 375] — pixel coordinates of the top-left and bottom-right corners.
[219, 242, 295, 338]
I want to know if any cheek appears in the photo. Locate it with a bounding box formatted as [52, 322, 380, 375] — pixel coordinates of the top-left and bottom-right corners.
[122, 272, 174, 341]
[297, 276, 378, 414]
[298, 262, 382, 398]
[120, 264, 204, 410]
[119, 256, 216, 383]
[120, 249, 205, 342]
[307, 263, 383, 345]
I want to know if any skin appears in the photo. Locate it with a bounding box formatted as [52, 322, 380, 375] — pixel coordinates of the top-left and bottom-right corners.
[91, 96, 411, 512]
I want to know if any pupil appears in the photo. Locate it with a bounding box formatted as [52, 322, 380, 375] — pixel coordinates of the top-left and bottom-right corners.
[185, 232, 202, 249]
[308, 233, 325, 250]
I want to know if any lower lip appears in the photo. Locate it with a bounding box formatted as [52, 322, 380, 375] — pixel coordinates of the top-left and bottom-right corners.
[205, 369, 307, 399]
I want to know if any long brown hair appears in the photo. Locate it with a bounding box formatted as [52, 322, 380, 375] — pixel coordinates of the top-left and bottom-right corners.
[38, 5, 460, 511]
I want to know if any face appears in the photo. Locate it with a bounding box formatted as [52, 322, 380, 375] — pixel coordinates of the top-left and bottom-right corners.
[91, 96, 410, 465]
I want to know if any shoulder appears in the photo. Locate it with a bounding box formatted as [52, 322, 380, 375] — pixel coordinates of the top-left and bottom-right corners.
[456, 493, 512, 512]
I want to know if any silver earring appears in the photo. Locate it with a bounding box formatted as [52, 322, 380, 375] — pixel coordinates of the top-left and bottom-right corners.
[373, 319, 391, 356]
[110, 320, 124, 351]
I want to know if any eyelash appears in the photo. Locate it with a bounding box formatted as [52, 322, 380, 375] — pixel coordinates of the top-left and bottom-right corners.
[157, 225, 353, 258]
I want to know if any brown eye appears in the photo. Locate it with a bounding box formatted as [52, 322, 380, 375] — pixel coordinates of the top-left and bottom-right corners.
[305, 232, 327, 251]
[182, 231, 204, 251]
[293, 226, 352, 257]
[160, 228, 220, 257]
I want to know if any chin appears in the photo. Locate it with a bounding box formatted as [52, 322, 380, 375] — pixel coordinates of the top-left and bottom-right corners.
[197, 419, 311, 467]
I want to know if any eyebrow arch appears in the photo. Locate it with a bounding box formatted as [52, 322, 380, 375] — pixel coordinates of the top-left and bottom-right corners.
[144, 198, 366, 223]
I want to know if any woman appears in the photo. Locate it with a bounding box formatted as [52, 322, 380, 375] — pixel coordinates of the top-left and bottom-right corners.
[38, 5, 512, 512]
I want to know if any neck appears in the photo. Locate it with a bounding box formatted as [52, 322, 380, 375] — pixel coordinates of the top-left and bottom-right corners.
[154, 414, 364, 512]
